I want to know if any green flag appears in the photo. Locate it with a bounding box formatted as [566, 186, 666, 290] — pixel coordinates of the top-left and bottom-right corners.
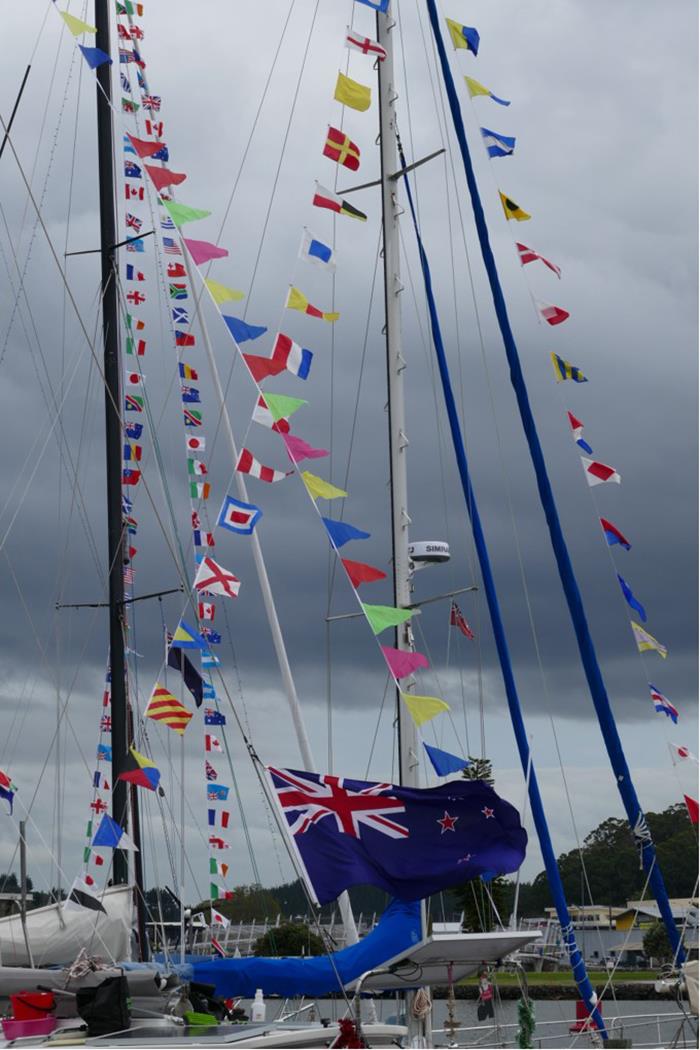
[362, 603, 412, 636]
[164, 200, 212, 226]
[263, 393, 307, 423]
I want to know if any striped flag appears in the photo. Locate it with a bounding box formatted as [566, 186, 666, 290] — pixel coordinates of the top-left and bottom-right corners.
[236, 448, 289, 483]
[252, 396, 291, 433]
[516, 241, 560, 278]
[649, 684, 677, 721]
[567, 412, 593, 454]
[551, 353, 586, 383]
[208, 809, 230, 829]
[272, 332, 313, 379]
[145, 684, 193, 735]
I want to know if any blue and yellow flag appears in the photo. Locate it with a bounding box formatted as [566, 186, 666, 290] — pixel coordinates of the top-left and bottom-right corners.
[551, 352, 587, 383]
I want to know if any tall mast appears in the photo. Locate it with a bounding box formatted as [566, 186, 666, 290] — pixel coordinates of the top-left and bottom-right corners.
[376, 6, 418, 790]
[94, 0, 136, 896]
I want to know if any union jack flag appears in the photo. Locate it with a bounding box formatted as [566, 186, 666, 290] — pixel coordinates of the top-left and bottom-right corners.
[269, 767, 409, 840]
[100, 715, 112, 732]
[125, 212, 142, 233]
[142, 95, 161, 111]
[450, 602, 474, 639]
[206, 760, 218, 781]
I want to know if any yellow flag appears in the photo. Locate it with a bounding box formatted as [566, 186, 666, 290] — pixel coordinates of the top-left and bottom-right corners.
[59, 10, 97, 35]
[334, 72, 371, 113]
[301, 471, 347, 501]
[287, 286, 339, 323]
[401, 692, 450, 727]
[499, 191, 531, 222]
[205, 278, 245, 305]
[465, 76, 490, 100]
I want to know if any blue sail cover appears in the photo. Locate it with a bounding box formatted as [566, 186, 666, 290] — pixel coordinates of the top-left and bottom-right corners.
[187, 898, 421, 998]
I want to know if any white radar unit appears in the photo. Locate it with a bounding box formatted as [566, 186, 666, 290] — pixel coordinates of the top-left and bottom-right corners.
[408, 540, 450, 571]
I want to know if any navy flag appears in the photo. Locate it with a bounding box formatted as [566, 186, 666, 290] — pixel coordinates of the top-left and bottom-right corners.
[267, 768, 526, 904]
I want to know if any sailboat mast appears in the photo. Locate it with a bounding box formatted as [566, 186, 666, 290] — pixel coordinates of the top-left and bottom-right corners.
[376, 6, 418, 791]
[94, 0, 131, 889]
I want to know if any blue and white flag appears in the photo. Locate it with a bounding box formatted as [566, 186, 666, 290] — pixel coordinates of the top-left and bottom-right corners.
[92, 814, 138, 851]
[267, 767, 526, 904]
[354, 0, 389, 10]
[172, 307, 190, 325]
[480, 127, 516, 158]
[299, 229, 336, 272]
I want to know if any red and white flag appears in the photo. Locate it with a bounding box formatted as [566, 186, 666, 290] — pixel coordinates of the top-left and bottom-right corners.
[536, 300, 570, 326]
[450, 602, 474, 639]
[581, 457, 621, 487]
[208, 836, 229, 850]
[684, 795, 699, 824]
[199, 601, 215, 621]
[670, 743, 698, 764]
[345, 27, 387, 61]
[211, 936, 226, 957]
[211, 908, 230, 929]
[205, 735, 223, 754]
[515, 242, 561, 279]
[236, 447, 289, 484]
[194, 556, 241, 599]
[252, 396, 291, 433]
[186, 435, 206, 452]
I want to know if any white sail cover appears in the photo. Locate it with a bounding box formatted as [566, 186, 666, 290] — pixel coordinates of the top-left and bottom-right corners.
[0, 885, 133, 967]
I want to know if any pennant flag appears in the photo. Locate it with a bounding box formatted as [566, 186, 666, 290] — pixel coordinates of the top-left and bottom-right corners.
[302, 471, 347, 501]
[537, 300, 570, 326]
[223, 315, 267, 343]
[194, 556, 241, 598]
[362, 603, 413, 636]
[184, 238, 229, 266]
[499, 191, 531, 221]
[252, 396, 291, 432]
[92, 814, 138, 851]
[551, 352, 587, 383]
[600, 518, 631, 551]
[516, 241, 561, 278]
[402, 692, 450, 727]
[211, 908, 231, 928]
[631, 621, 667, 658]
[242, 353, 285, 383]
[313, 182, 367, 222]
[65, 878, 106, 913]
[286, 286, 339, 323]
[218, 494, 262, 535]
[617, 575, 647, 622]
[342, 559, 386, 588]
[206, 735, 223, 753]
[170, 619, 207, 650]
[322, 517, 370, 548]
[684, 795, 699, 824]
[323, 126, 361, 171]
[60, 11, 97, 34]
[205, 278, 245, 305]
[480, 127, 516, 158]
[263, 393, 306, 423]
[125, 133, 162, 158]
[465, 76, 510, 106]
[236, 447, 289, 483]
[163, 201, 212, 226]
[649, 684, 677, 720]
[118, 747, 161, 791]
[567, 412, 593, 454]
[79, 45, 112, 69]
[581, 457, 621, 486]
[283, 434, 329, 463]
[445, 18, 480, 54]
[145, 164, 187, 191]
[334, 71, 371, 112]
[267, 766, 526, 905]
[355, 0, 388, 10]
[0, 771, 16, 814]
[381, 645, 429, 680]
[145, 684, 193, 735]
[450, 602, 475, 639]
[299, 229, 336, 272]
[167, 645, 204, 707]
[345, 28, 386, 62]
[424, 743, 470, 777]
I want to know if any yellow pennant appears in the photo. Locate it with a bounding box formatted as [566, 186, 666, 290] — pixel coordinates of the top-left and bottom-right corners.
[286, 286, 339, 323]
[59, 11, 97, 35]
[205, 278, 245, 305]
[401, 692, 450, 727]
[499, 191, 531, 222]
[301, 471, 347, 501]
[334, 72, 371, 113]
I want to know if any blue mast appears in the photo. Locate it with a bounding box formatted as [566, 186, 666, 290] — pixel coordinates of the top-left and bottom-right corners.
[397, 145, 606, 1036]
[422, 0, 684, 964]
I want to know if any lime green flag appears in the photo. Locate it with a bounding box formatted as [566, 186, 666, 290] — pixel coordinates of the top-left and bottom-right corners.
[301, 472, 347, 501]
[263, 393, 306, 423]
[401, 692, 450, 726]
[205, 278, 245, 305]
[163, 200, 212, 226]
[60, 10, 97, 35]
[362, 603, 412, 636]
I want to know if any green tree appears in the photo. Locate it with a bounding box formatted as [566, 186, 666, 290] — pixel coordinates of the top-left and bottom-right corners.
[253, 922, 325, 957]
[643, 920, 673, 964]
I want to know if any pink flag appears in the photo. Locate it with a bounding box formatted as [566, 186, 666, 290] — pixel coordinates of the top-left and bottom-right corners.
[380, 645, 429, 680]
[145, 164, 187, 191]
[126, 133, 163, 159]
[537, 300, 570, 326]
[515, 242, 561, 278]
[184, 238, 229, 266]
[283, 434, 330, 463]
[581, 457, 621, 486]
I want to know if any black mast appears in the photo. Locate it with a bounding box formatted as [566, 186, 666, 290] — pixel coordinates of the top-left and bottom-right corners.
[93, 2, 147, 961]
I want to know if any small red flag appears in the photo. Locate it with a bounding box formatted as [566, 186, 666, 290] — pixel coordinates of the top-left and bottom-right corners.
[341, 559, 387, 588]
[126, 133, 163, 159]
[145, 164, 187, 191]
[450, 602, 474, 639]
[683, 795, 699, 824]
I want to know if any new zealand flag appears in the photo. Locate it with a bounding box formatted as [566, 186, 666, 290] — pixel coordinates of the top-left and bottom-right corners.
[267, 768, 527, 904]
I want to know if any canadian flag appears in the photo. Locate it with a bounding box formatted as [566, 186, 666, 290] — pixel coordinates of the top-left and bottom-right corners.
[205, 735, 222, 753]
[199, 602, 215, 621]
[581, 457, 621, 487]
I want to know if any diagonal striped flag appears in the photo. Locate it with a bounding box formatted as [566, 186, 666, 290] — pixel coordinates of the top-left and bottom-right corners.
[145, 684, 193, 735]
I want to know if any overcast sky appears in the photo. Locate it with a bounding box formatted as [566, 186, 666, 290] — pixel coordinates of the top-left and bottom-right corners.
[0, 0, 696, 911]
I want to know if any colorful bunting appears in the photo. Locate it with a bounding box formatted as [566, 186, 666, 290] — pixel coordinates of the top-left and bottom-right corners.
[684, 796, 699, 824]
[92, 814, 138, 850]
[323, 127, 360, 171]
[299, 229, 336, 272]
[126, 133, 163, 158]
[167, 645, 204, 707]
[252, 395, 291, 432]
[499, 191, 530, 222]
[631, 622, 667, 658]
[362, 603, 412, 636]
[424, 743, 469, 777]
[465, 76, 510, 107]
[283, 434, 329, 463]
[170, 620, 206, 650]
[581, 457, 620, 486]
[313, 182, 367, 222]
[78, 45, 112, 69]
[184, 238, 229, 265]
[334, 72, 371, 112]
[301, 471, 347, 501]
[60, 11, 97, 35]
[381, 645, 429, 680]
[286, 286, 339, 322]
[551, 352, 586, 383]
[118, 747, 161, 791]
[401, 692, 450, 726]
[342, 559, 386, 588]
[236, 448, 289, 483]
[322, 517, 370, 548]
[271, 333, 313, 379]
[205, 279, 245, 305]
[445, 18, 480, 54]
[567, 412, 593, 454]
[450, 602, 474, 639]
[242, 353, 285, 383]
[263, 393, 306, 423]
[223, 315, 267, 343]
[144, 164, 187, 190]
[164, 201, 212, 226]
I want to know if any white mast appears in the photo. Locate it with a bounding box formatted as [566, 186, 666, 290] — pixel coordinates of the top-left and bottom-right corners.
[376, 6, 419, 790]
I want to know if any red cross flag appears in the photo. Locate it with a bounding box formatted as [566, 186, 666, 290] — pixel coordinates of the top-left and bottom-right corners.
[345, 27, 387, 61]
[194, 557, 241, 599]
